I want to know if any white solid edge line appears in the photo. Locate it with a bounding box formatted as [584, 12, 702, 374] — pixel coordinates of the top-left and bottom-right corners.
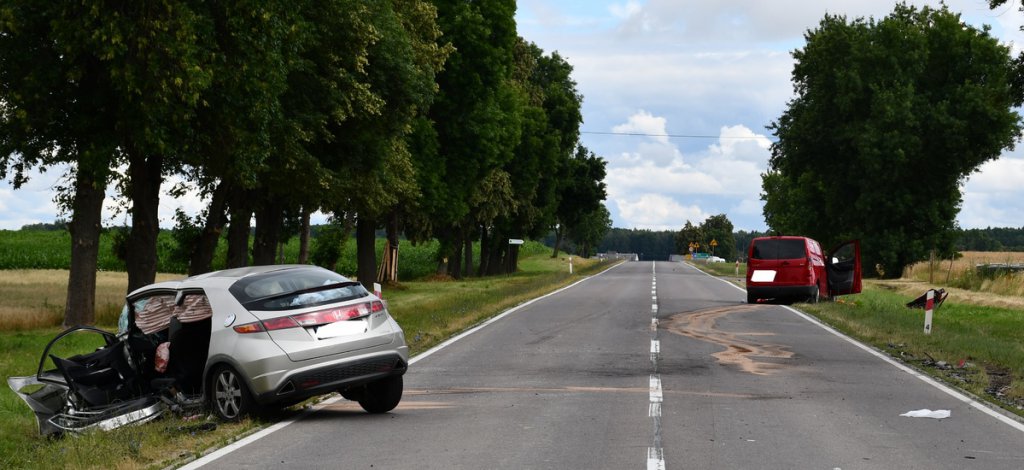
[681, 261, 1024, 433]
[181, 261, 626, 469]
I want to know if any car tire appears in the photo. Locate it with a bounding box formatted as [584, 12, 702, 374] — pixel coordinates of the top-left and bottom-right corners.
[746, 293, 757, 304]
[358, 375, 403, 414]
[210, 365, 255, 421]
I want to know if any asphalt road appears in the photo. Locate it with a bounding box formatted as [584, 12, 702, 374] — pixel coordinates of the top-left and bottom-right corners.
[192, 261, 1024, 469]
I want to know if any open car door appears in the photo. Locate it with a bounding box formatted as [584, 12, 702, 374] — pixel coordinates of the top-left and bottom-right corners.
[826, 240, 862, 297]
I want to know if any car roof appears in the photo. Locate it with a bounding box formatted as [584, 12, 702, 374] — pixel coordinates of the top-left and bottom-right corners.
[128, 265, 337, 298]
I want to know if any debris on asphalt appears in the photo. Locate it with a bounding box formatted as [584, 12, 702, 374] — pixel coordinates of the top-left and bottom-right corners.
[900, 409, 951, 419]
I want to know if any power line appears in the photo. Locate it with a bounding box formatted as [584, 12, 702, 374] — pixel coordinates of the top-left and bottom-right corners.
[581, 131, 772, 140]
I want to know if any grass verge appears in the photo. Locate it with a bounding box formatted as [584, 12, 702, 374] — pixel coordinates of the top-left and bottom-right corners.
[0, 253, 616, 469]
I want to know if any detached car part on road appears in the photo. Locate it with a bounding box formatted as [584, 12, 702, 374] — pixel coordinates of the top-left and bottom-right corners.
[745, 236, 862, 304]
[8, 265, 409, 436]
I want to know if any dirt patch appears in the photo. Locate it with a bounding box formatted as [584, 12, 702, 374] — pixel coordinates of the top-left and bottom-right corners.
[662, 305, 793, 376]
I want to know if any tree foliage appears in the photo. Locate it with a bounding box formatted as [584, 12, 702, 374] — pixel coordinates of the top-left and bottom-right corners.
[764, 4, 1023, 278]
[1, 1, 604, 323]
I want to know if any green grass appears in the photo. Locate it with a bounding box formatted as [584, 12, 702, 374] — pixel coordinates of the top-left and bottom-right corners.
[0, 229, 448, 280]
[0, 248, 615, 469]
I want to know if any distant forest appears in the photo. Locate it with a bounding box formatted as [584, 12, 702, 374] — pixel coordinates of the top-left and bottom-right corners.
[15, 222, 1024, 261]
[591, 226, 1024, 261]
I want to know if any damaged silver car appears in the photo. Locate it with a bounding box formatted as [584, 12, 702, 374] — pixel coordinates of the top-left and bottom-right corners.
[8, 265, 409, 436]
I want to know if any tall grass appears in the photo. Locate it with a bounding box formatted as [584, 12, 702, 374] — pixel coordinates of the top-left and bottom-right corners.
[902, 251, 1024, 297]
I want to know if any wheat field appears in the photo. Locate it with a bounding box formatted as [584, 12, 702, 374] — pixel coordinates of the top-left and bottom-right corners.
[0, 270, 183, 330]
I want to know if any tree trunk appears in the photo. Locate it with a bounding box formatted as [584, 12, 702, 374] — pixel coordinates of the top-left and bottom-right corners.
[298, 208, 311, 264]
[449, 228, 464, 279]
[64, 171, 107, 327]
[552, 225, 563, 258]
[126, 153, 163, 293]
[463, 234, 473, 278]
[356, 216, 377, 290]
[435, 226, 452, 275]
[226, 188, 252, 268]
[377, 212, 400, 283]
[253, 201, 282, 265]
[477, 226, 489, 277]
[189, 180, 229, 276]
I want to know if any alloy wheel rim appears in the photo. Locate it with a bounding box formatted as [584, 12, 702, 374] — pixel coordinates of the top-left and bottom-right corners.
[215, 370, 242, 418]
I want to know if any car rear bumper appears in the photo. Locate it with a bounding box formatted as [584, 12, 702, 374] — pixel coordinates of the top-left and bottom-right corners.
[747, 284, 816, 301]
[252, 349, 408, 406]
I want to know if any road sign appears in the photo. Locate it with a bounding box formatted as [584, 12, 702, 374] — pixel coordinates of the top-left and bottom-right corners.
[508, 239, 524, 245]
[710, 239, 718, 247]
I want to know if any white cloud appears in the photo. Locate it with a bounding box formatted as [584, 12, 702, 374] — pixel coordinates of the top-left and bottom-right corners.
[612, 110, 670, 144]
[609, 0, 643, 20]
[615, 193, 709, 230]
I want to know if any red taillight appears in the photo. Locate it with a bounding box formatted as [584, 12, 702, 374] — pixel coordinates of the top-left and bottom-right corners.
[236, 302, 380, 334]
[262, 316, 300, 331]
[293, 303, 372, 326]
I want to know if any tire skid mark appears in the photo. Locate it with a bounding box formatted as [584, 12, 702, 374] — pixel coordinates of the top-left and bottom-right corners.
[663, 305, 794, 376]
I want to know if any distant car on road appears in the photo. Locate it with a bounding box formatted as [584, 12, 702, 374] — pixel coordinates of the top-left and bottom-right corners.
[707, 256, 726, 263]
[9, 265, 408, 435]
[745, 236, 862, 304]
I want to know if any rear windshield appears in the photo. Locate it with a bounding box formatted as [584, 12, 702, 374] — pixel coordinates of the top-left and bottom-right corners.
[751, 239, 806, 260]
[229, 268, 369, 311]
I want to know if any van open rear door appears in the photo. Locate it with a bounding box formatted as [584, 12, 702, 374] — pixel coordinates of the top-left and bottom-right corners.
[826, 240, 862, 296]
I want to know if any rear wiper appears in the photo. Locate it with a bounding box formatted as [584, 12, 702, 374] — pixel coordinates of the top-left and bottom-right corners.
[244, 281, 365, 309]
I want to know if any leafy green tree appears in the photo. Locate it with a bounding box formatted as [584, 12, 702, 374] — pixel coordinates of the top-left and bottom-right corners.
[570, 205, 612, 258]
[0, 2, 208, 323]
[701, 214, 736, 261]
[675, 221, 704, 256]
[552, 145, 607, 257]
[424, 0, 521, 278]
[765, 4, 1023, 277]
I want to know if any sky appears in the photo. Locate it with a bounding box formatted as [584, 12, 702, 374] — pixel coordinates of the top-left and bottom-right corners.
[2, 0, 1024, 232]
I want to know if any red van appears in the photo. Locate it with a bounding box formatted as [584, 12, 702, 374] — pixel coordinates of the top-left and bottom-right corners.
[745, 236, 862, 304]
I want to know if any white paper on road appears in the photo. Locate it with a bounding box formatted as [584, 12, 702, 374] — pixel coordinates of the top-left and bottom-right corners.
[900, 409, 951, 419]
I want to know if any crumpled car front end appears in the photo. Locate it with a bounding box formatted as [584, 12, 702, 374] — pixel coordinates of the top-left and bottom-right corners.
[8, 372, 165, 436]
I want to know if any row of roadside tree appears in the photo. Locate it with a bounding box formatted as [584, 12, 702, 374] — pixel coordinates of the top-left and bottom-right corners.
[0, 0, 608, 326]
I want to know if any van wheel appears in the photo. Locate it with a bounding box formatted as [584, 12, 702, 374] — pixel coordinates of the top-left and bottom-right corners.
[807, 286, 819, 304]
[746, 293, 757, 304]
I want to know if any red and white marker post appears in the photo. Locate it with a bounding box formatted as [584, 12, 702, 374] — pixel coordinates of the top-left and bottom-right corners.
[923, 289, 934, 335]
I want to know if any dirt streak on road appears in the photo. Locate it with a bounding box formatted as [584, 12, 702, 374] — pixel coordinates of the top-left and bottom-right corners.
[663, 305, 793, 375]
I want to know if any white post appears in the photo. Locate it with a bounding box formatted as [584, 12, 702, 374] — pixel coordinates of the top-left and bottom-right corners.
[569, 256, 573, 274]
[923, 289, 934, 335]
[373, 282, 382, 299]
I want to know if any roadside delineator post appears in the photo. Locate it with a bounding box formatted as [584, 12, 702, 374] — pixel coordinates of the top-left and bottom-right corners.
[923, 289, 934, 335]
[569, 256, 573, 274]
[373, 282, 382, 299]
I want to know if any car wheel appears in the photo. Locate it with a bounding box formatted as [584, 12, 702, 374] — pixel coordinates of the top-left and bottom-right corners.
[358, 375, 403, 414]
[210, 365, 255, 421]
[746, 293, 757, 304]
